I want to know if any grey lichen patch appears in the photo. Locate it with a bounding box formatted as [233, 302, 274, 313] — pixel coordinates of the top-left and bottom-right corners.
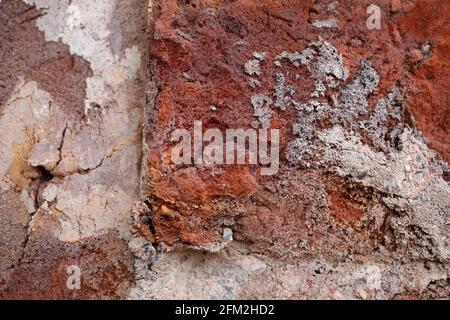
[309, 39, 349, 87]
[258, 37, 449, 262]
[244, 59, 262, 76]
[273, 73, 298, 110]
[312, 19, 338, 28]
[285, 57, 399, 167]
[245, 52, 267, 78]
[242, 39, 407, 172]
[251, 94, 273, 129]
[276, 47, 316, 67]
[338, 60, 379, 118]
[311, 80, 326, 98]
[240, 37, 448, 266]
[244, 39, 349, 129]
[242, 39, 390, 170]
[319, 126, 450, 261]
[361, 89, 405, 152]
[276, 39, 348, 87]
[287, 100, 331, 165]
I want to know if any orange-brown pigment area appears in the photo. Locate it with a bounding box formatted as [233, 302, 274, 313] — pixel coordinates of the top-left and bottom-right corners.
[0, 231, 134, 300]
[394, 0, 450, 163]
[146, 0, 317, 246]
[144, 0, 450, 247]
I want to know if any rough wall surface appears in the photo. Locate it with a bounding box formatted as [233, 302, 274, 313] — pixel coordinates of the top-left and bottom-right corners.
[0, 0, 449, 299]
[0, 0, 146, 298]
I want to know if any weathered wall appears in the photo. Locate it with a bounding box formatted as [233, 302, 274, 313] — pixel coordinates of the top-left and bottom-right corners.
[0, 0, 147, 298]
[0, 0, 448, 299]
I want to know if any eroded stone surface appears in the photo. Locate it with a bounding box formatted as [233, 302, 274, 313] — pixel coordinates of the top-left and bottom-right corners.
[0, 0, 448, 300]
[137, 0, 449, 299]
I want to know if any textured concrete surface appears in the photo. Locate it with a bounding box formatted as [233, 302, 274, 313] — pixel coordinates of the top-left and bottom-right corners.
[0, 0, 449, 299]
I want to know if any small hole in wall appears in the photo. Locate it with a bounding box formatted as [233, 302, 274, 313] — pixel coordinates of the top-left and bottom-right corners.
[443, 171, 450, 182]
[36, 166, 53, 182]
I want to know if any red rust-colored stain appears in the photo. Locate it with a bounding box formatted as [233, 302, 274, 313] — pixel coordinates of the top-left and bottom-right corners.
[325, 177, 366, 225]
[144, 0, 449, 251]
[145, 0, 316, 246]
[394, 0, 450, 163]
[0, 230, 134, 300]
